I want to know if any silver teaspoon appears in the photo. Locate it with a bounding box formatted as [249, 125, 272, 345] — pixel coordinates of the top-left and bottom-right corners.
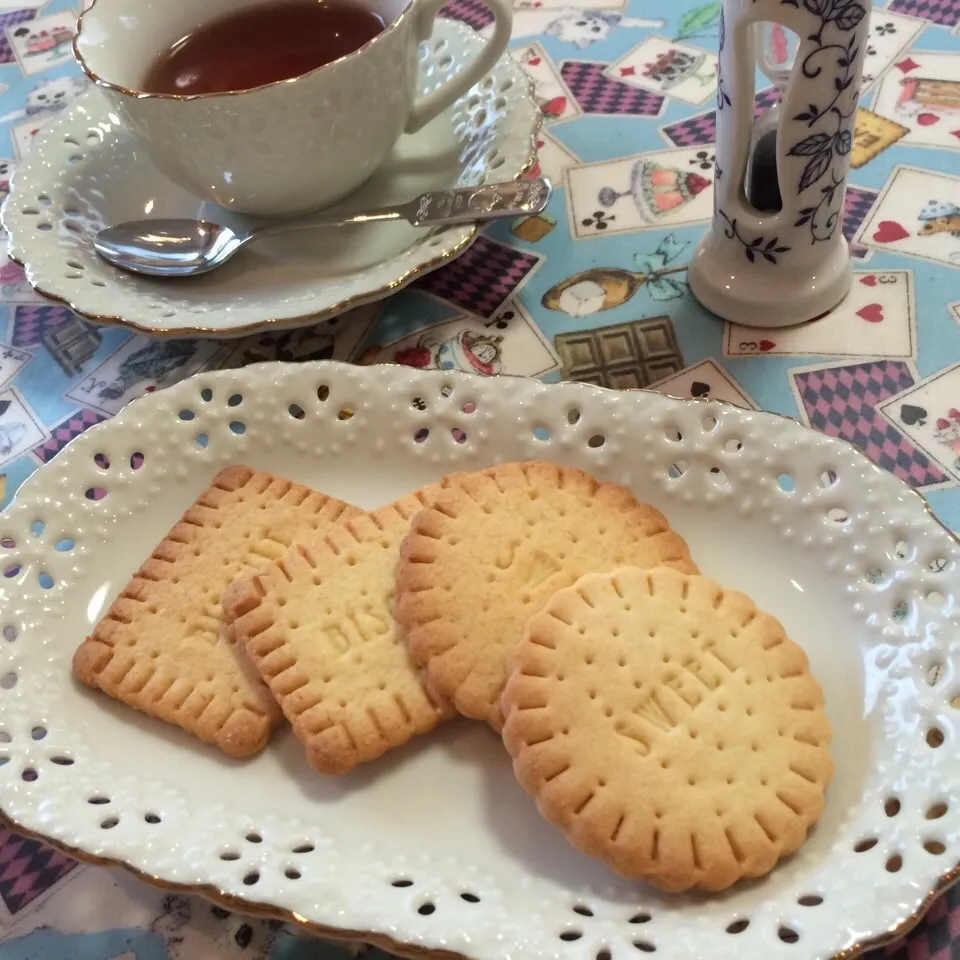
[94, 179, 552, 278]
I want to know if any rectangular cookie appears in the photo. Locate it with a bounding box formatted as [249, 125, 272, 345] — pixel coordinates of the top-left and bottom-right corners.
[222, 488, 451, 775]
[72, 465, 359, 758]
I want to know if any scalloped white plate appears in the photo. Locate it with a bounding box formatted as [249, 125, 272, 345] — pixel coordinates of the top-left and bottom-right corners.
[0, 362, 957, 960]
[0, 20, 537, 337]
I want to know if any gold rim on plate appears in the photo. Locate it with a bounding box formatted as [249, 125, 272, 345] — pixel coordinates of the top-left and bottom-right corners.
[0, 371, 956, 957]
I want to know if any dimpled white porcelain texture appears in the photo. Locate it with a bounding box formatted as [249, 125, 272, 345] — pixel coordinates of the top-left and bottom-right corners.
[74, 0, 513, 215]
[0, 362, 956, 960]
[1, 21, 537, 336]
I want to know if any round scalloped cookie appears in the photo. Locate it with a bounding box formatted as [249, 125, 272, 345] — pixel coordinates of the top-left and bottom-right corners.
[501, 566, 833, 891]
[395, 460, 697, 729]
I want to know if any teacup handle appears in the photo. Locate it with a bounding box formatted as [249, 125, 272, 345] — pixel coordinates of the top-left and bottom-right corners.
[405, 0, 513, 134]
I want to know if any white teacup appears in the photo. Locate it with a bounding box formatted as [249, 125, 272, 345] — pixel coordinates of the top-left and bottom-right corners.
[74, 0, 513, 217]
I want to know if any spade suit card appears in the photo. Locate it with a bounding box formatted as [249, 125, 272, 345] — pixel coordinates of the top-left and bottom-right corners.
[788, 358, 951, 489]
[878, 362, 960, 481]
[650, 358, 758, 409]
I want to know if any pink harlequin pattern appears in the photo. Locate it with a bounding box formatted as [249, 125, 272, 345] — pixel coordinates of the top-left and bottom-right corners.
[32, 409, 106, 463]
[888, 0, 960, 26]
[794, 361, 947, 488]
[413, 237, 541, 318]
[0, 826, 77, 915]
[661, 87, 779, 147]
[560, 62, 665, 116]
[10, 304, 75, 348]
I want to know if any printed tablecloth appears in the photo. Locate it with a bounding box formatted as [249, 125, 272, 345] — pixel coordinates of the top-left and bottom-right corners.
[0, 0, 958, 956]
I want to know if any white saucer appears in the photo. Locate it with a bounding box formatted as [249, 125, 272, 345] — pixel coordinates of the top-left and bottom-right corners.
[1, 20, 538, 338]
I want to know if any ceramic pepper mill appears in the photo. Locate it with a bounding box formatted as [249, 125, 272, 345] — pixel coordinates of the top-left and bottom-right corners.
[688, 0, 870, 327]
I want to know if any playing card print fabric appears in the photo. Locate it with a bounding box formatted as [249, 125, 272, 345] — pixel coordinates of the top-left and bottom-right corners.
[1, 0, 960, 955]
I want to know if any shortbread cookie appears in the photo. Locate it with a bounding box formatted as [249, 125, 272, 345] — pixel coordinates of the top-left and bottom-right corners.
[73, 466, 359, 759]
[502, 566, 833, 892]
[223, 489, 451, 775]
[396, 461, 697, 728]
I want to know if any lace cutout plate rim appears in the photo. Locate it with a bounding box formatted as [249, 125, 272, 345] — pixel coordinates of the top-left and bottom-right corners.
[0, 360, 956, 960]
